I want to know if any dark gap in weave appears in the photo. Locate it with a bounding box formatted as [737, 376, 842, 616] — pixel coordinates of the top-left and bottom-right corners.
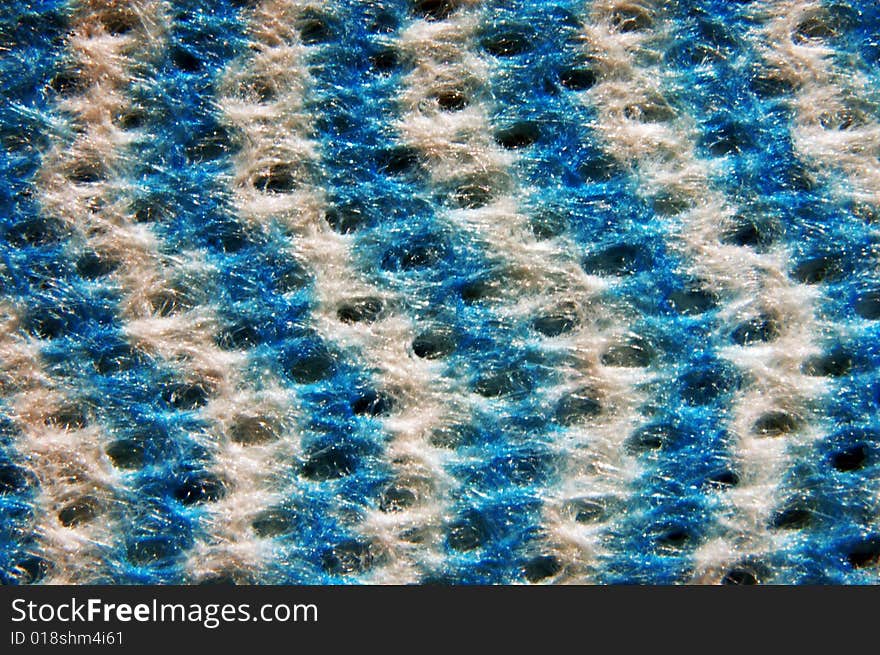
[337, 297, 384, 324]
[161, 382, 213, 411]
[6, 216, 67, 247]
[379, 484, 417, 512]
[532, 302, 579, 337]
[626, 423, 684, 455]
[679, 364, 740, 405]
[582, 243, 649, 276]
[322, 540, 375, 574]
[721, 567, 758, 585]
[369, 47, 399, 74]
[655, 526, 693, 553]
[473, 367, 531, 398]
[171, 46, 201, 72]
[411, 0, 455, 22]
[229, 416, 280, 445]
[216, 323, 261, 350]
[792, 254, 844, 285]
[601, 337, 654, 367]
[377, 146, 421, 176]
[558, 67, 596, 91]
[752, 411, 801, 437]
[352, 389, 395, 417]
[446, 509, 490, 552]
[126, 538, 180, 567]
[324, 203, 369, 234]
[412, 328, 456, 359]
[846, 537, 880, 569]
[555, 388, 602, 425]
[564, 497, 607, 524]
[49, 67, 84, 95]
[831, 444, 868, 472]
[730, 314, 780, 346]
[452, 182, 495, 209]
[286, 350, 336, 385]
[105, 439, 146, 470]
[706, 469, 740, 488]
[494, 121, 540, 149]
[10, 557, 51, 584]
[301, 446, 356, 481]
[58, 495, 100, 527]
[530, 210, 568, 239]
[459, 277, 499, 304]
[297, 10, 333, 45]
[76, 252, 118, 279]
[523, 555, 560, 582]
[579, 154, 623, 182]
[252, 508, 296, 538]
[721, 213, 781, 250]
[253, 163, 297, 193]
[174, 473, 226, 506]
[668, 285, 718, 315]
[186, 124, 238, 163]
[770, 502, 813, 530]
[481, 28, 532, 57]
[99, 9, 138, 36]
[46, 405, 88, 430]
[434, 89, 469, 111]
[801, 347, 852, 378]
[610, 6, 653, 33]
[0, 464, 36, 495]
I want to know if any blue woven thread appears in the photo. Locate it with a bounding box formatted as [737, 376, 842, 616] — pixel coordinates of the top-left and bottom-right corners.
[0, 0, 76, 584]
[1, 0, 878, 584]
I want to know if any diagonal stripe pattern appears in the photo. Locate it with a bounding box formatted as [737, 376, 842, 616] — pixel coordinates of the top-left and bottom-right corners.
[1, 0, 878, 584]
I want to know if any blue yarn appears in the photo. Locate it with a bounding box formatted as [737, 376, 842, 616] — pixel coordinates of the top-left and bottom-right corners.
[1, 0, 879, 584]
[484, 0, 734, 583]
[662, 0, 880, 584]
[102, 0, 254, 583]
[304, 0, 556, 583]
[0, 0, 74, 585]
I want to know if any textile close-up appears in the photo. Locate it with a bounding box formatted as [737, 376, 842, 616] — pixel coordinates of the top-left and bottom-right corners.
[1, 0, 879, 584]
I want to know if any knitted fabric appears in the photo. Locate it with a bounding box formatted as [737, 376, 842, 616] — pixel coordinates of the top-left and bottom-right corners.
[1, 0, 878, 584]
